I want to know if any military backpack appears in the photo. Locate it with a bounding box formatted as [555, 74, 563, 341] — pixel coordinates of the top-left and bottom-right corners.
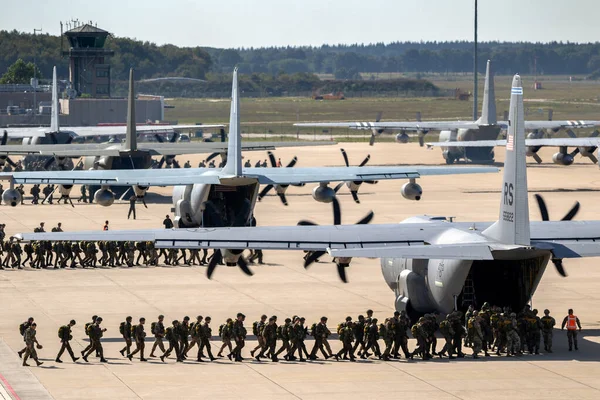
[19, 322, 28, 336]
[151, 322, 157, 335]
[58, 325, 67, 339]
[119, 322, 126, 335]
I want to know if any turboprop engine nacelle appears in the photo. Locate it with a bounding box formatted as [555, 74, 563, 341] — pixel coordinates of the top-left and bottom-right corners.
[401, 181, 422, 201]
[312, 184, 336, 203]
[552, 152, 574, 166]
[94, 187, 115, 207]
[58, 185, 73, 196]
[133, 185, 149, 198]
[172, 184, 211, 227]
[395, 132, 409, 143]
[2, 189, 21, 207]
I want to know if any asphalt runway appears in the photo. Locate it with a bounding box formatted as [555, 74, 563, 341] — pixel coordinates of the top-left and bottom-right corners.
[0, 143, 599, 399]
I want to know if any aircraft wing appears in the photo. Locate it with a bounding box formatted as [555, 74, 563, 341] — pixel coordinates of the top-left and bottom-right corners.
[521, 120, 600, 131]
[3, 125, 225, 139]
[5, 164, 497, 186]
[426, 138, 600, 148]
[530, 220, 600, 258]
[294, 121, 481, 131]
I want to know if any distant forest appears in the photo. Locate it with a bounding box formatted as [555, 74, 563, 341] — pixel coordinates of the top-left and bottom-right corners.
[2, 29, 600, 97]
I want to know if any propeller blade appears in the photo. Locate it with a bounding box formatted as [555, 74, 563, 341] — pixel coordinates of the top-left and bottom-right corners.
[219, 128, 226, 142]
[172, 159, 181, 168]
[170, 132, 179, 143]
[154, 134, 165, 143]
[369, 133, 376, 146]
[332, 197, 341, 225]
[286, 156, 298, 168]
[297, 220, 317, 226]
[157, 157, 165, 169]
[206, 152, 220, 162]
[267, 151, 277, 168]
[6, 157, 17, 168]
[337, 263, 348, 283]
[534, 194, 550, 221]
[333, 182, 344, 193]
[1, 130, 7, 146]
[375, 112, 382, 122]
[340, 148, 349, 167]
[418, 132, 425, 147]
[350, 191, 360, 204]
[364, 180, 377, 184]
[258, 185, 273, 201]
[356, 210, 375, 225]
[304, 251, 326, 269]
[552, 259, 567, 277]
[532, 153, 543, 164]
[561, 201, 580, 221]
[49, 132, 58, 144]
[588, 154, 599, 164]
[65, 136, 73, 144]
[43, 157, 56, 170]
[237, 256, 254, 276]
[359, 155, 370, 167]
[206, 250, 222, 279]
[569, 148, 580, 158]
[277, 193, 288, 206]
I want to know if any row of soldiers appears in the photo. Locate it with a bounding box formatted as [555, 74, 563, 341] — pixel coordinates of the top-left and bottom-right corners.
[18, 307, 581, 367]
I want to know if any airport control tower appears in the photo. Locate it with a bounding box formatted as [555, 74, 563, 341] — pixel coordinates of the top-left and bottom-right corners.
[62, 23, 114, 97]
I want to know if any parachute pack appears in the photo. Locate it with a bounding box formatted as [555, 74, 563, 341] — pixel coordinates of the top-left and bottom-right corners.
[58, 325, 67, 339]
[151, 322, 157, 335]
[119, 322, 126, 335]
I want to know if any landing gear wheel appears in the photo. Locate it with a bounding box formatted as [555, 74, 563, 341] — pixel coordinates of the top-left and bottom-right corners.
[445, 157, 455, 165]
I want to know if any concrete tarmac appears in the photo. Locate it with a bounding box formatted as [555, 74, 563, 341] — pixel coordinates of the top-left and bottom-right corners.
[0, 143, 599, 399]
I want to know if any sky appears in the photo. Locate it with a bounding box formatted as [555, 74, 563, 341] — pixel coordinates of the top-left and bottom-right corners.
[1, 0, 599, 48]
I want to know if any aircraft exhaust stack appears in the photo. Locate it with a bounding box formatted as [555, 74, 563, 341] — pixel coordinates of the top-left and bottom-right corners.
[483, 75, 530, 246]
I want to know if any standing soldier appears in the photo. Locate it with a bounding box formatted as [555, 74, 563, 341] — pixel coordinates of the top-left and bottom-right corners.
[78, 185, 87, 203]
[128, 195, 137, 219]
[119, 316, 133, 358]
[352, 315, 366, 357]
[30, 184, 40, 204]
[335, 319, 355, 362]
[469, 311, 484, 359]
[258, 317, 278, 362]
[161, 320, 182, 363]
[197, 316, 216, 362]
[186, 316, 203, 357]
[561, 309, 582, 351]
[529, 309, 543, 354]
[83, 317, 107, 363]
[56, 320, 79, 363]
[17, 317, 35, 359]
[149, 315, 166, 358]
[437, 313, 456, 359]
[381, 317, 395, 361]
[506, 313, 522, 357]
[250, 314, 267, 359]
[540, 309, 556, 353]
[362, 318, 381, 359]
[229, 313, 247, 362]
[217, 318, 234, 358]
[22, 323, 43, 367]
[128, 317, 147, 362]
[450, 311, 466, 358]
[275, 318, 292, 360]
[178, 316, 191, 360]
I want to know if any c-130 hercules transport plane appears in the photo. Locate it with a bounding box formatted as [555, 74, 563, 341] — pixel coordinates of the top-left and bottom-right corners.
[11, 68, 498, 278]
[22, 75, 600, 321]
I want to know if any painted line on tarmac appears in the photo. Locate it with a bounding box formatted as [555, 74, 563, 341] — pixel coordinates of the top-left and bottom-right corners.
[0, 372, 21, 400]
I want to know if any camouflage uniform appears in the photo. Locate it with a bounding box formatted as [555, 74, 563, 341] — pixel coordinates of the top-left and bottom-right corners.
[540, 310, 555, 352]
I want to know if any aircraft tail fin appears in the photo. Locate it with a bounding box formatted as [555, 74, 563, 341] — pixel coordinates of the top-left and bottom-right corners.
[222, 67, 242, 176]
[478, 60, 497, 125]
[50, 66, 59, 133]
[125, 68, 137, 151]
[483, 75, 530, 246]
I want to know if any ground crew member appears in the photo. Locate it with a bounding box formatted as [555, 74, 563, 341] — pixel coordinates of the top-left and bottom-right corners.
[540, 309, 556, 353]
[22, 323, 43, 367]
[128, 317, 147, 362]
[119, 316, 133, 357]
[163, 215, 174, 229]
[198, 316, 216, 362]
[128, 195, 137, 219]
[103, 221, 109, 231]
[82, 317, 107, 363]
[18, 317, 35, 359]
[149, 315, 166, 358]
[561, 308, 582, 351]
[56, 320, 79, 363]
[217, 318, 234, 358]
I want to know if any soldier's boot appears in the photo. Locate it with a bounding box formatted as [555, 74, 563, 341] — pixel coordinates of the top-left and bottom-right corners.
[35, 358, 43, 366]
[17, 350, 23, 359]
[72, 356, 79, 362]
[22, 354, 30, 367]
[55, 357, 63, 363]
